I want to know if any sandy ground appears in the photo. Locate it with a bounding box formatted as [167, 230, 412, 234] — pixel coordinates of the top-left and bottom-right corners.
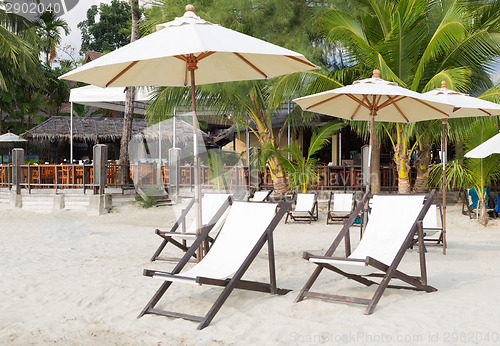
[1, 199, 499, 345]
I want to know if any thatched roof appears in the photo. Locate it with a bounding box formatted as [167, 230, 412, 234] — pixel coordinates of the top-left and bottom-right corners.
[21, 116, 213, 145]
[22, 116, 148, 142]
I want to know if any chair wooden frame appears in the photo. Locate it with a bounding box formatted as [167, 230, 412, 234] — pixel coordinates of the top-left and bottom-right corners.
[326, 192, 355, 224]
[285, 193, 318, 224]
[138, 201, 292, 330]
[295, 190, 437, 315]
[150, 194, 232, 262]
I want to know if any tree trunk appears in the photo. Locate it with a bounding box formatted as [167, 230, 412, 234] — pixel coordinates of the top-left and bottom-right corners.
[413, 144, 431, 193]
[370, 142, 381, 193]
[118, 0, 140, 186]
[478, 198, 488, 226]
[269, 157, 288, 196]
[394, 140, 411, 194]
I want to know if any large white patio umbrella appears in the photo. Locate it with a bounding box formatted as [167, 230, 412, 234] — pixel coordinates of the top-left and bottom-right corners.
[69, 85, 152, 162]
[60, 5, 318, 259]
[465, 132, 500, 158]
[423, 81, 500, 254]
[293, 70, 453, 190]
[0, 131, 27, 154]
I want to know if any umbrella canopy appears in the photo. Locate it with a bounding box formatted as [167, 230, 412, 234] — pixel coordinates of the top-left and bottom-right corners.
[60, 7, 318, 87]
[293, 70, 453, 174]
[60, 5, 318, 261]
[293, 70, 452, 122]
[465, 132, 500, 158]
[0, 132, 27, 142]
[69, 85, 152, 115]
[423, 82, 500, 118]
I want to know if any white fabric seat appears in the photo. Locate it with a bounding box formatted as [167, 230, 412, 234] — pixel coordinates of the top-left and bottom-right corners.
[250, 190, 271, 202]
[422, 204, 441, 237]
[331, 193, 353, 214]
[295, 193, 315, 212]
[310, 195, 425, 275]
[155, 201, 278, 281]
[174, 193, 232, 238]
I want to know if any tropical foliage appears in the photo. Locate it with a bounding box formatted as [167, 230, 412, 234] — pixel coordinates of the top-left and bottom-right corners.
[276, 0, 500, 193]
[273, 121, 345, 192]
[77, 0, 133, 55]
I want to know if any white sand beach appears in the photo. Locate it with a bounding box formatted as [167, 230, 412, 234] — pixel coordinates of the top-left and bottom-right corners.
[1, 199, 499, 345]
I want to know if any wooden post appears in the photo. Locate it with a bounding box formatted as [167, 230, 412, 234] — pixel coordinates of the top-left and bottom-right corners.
[12, 148, 24, 195]
[93, 144, 108, 195]
[441, 120, 447, 255]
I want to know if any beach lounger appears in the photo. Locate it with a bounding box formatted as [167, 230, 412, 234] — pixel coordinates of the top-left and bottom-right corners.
[285, 193, 318, 224]
[139, 201, 292, 329]
[150, 193, 232, 262]
[326, 192, 355, 224]
[247, 189, 273, 202]
[295, 191, 437, 315]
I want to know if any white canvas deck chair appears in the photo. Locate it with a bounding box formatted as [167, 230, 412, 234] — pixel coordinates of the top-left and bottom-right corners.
[139, 201, 292, 330]
[285, 193, 318, 224]
[248, 189, 273, 202]
[295, 191, 437, 315]
[150, 193, 232, 262]
[422, 204, 444, 245]
[326, 192, 355, 224]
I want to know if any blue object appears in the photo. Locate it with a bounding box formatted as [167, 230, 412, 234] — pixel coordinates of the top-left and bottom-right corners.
[496, 195, 500, 213]
[468, 188, 489, 210]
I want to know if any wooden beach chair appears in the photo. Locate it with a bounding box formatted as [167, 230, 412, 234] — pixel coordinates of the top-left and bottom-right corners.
[295, 191, 437, 315]
[326, 192, 355, 224]
[285, 193, 318, 224]
[139, 201, 292, 330]
[422, 204, 443, 245]
[150, 193, 232, 262]
[247, 189, 273, 202]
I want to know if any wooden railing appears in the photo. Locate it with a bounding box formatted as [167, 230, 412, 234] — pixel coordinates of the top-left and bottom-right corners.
[3, 162, 494, 193]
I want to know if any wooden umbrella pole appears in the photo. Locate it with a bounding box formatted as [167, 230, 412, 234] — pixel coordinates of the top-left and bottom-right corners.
[441, 119, 447, 255]
[367, 107, 376, 193]
[189, 62, 203, 262]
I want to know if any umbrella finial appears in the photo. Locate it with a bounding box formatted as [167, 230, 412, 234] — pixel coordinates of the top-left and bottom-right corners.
[372, 69, 380, 79]
[441, 81, 447, 89]
[186, 4, 195, 12]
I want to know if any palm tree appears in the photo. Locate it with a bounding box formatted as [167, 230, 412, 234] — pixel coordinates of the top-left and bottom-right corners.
[118, 0, 140, 185]
[0, 7, 39, 90]
[273, 121, 345, 193]
[280, 0, 500, 193]
[35, 11, 69, 65]
[147, 80, 321, 196]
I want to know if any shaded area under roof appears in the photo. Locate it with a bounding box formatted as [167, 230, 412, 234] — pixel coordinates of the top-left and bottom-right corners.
[21, 116, 214, 146]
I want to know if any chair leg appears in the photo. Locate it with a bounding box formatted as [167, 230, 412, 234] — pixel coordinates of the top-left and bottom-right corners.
[138, 281, 173, 318]
[295, 266, 324, 303]
[150, 238, 169, 261]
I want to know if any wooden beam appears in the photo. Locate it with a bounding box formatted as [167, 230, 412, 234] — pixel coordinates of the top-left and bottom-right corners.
[303, 291, 371, 305]
[233, 53, 267, 78]
[105, 61, 139, 87]
[285, 55, 317, 68]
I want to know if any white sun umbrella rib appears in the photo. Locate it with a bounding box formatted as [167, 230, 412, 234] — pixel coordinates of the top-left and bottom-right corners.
[106, 61, 140, 87]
